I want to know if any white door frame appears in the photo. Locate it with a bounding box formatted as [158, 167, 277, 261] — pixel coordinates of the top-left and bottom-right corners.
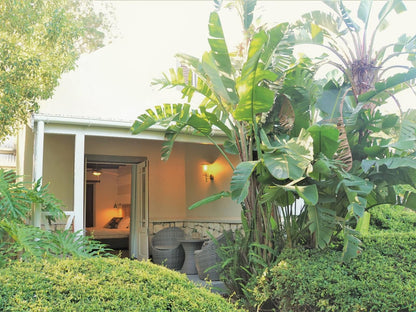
[84, 155, 148, 258]
[130, 161, 149, 259]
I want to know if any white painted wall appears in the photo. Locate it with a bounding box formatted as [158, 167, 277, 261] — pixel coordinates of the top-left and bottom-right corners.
[39, 133, 241, 223]
[94, 171, 120, 227]
[42, 134, 74, 211]
[38, 1, 416, 121]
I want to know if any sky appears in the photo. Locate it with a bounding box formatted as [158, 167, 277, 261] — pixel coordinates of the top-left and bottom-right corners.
[40, 1, 416, 120]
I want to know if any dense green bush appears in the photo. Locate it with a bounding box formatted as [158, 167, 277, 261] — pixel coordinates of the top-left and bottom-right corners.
[368, 204, 416, 232]
[0, 257, 243, 312]
[256, 232, 416, 311]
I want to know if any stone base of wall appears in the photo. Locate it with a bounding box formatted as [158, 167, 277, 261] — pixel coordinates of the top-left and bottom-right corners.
[149, 220, 241, 239]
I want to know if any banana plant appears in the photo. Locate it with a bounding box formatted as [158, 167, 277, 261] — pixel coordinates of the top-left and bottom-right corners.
[131, 1, 326, 279]
[294, 0, 416, 216]
[132, 4, 295, 219]
[294, 0, 416, 177]
[131, 0, 378, 267]
[294, 0, 416, 103]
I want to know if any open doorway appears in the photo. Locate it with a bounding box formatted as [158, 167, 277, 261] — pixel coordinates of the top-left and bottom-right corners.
[84, 155, 148, 259]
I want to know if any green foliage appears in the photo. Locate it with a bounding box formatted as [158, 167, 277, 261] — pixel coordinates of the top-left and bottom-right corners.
[0, 169, 109, 265]
[0, 170, 64, 222]
[216, 224, 280, 311]
[295, 0, 416, 101]
[0, 0, 112, 139]
[255, 206, 416, 311]
[256, 233, 416, 312]
[0, 257, 242, 312]
[369, 204, 416, 232]
[131, 0, 416, 309]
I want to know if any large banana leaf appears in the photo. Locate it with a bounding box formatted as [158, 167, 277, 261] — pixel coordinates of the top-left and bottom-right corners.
[188, 191, 231, 210]
[316, 80, 354, 119]
[263, 129, 313, 180]
[234, 30, 277, 121]
[377, 0, 406, 28]
[335, 171, 372, 222]
[261, 185, 296, 207]
[295, 11, 342, 45]
[132, 104, 217, 161]
[230, 161, 259, 203]
[308, 124, 340, 158]
[336, 171, 373, 198]
[307, 205, 337, 249]
[131, 104, 191, 134]
[206, 12, 238, 107]
[202, 52, 238, 110]
[339, 0, 360, 32]
[242, 0, 256, 31]
[390, 110, 416, 151]
[342, 226, 362, 262]
[285, 184, 318, 206]
[362, 156, 416, 173]
[260, 23, 288, 67]
[151, 57, 220, 109]
[358, 0, 372, 25]
[234, 23, 289, 122]
[357, 68, 416, 103]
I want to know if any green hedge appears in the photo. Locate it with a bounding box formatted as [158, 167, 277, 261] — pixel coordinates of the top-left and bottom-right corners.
[0, 257, 243, 312]
[256, 233, 416, 312]
[369, 204, 416, 232]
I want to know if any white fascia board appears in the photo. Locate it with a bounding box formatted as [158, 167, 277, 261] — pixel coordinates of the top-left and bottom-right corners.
[33, 114, 226, 144]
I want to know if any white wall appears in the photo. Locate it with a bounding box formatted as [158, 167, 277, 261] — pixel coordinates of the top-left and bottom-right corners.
[93, 171, 120, 227]
[37, 1, 416, 120]
[42, 134, 74, 211]
[39, 133, 241, 223]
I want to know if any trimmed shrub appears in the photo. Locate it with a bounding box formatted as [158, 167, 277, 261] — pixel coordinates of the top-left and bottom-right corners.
[369, 204, 416, 232]
[0, 257, 243, 312]
[256, 233, 416, 311]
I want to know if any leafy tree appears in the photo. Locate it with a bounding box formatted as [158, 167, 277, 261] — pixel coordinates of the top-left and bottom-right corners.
[293, 0, 416, 210]
[0, 0, 112, 139]
[131, 0, 416, 309]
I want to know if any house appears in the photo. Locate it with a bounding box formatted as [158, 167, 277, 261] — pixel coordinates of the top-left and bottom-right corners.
[16, 1, 242, 260]
[15, 0, 416, 260]
[0, 136, 16, 170]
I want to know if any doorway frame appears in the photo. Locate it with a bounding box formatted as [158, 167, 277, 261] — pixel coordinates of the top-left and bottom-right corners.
[85, 154, 148, 258]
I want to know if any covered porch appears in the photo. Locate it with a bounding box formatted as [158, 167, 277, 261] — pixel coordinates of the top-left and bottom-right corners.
[18, 114, 241, 260]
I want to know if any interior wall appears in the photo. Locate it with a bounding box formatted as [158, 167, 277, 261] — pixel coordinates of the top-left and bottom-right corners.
[84, 136, 187, 221]
[92, 171, 120, 227]
[184, 142, 241, 221]
[117, 165, 131, 206]
[42, 134, 74, 212]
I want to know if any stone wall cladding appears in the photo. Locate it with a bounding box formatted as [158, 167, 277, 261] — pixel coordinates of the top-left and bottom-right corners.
[149, 221, 241, 239]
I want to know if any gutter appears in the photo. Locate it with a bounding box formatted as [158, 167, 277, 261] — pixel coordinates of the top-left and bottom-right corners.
[31, 114, 227, 141]
[32, 114, 157, 131]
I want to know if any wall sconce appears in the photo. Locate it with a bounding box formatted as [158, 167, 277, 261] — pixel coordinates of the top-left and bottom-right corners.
[92, 169, 102, 176]
[202, 164, 214, 182]
[113, 202, 121, 209]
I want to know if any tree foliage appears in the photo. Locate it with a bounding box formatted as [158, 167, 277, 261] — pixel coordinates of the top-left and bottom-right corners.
[131, 0, 416, 309]
[0, 169, 109, 266]
[0, 0, 112, 139]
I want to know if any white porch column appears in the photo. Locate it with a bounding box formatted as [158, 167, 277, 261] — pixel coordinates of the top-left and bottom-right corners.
[33, 120, 44, 227]
[73, 133, 85, 234]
